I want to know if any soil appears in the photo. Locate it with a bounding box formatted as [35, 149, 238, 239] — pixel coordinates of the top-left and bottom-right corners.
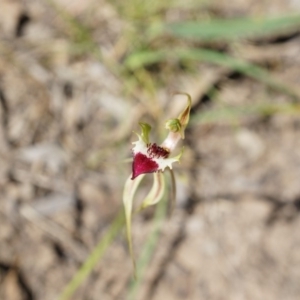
[1, 1, 300, 300]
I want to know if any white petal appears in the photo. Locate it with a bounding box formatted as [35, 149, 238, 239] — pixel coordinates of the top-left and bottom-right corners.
[132, 135, 148, 155]
[153, 149, 183, 171]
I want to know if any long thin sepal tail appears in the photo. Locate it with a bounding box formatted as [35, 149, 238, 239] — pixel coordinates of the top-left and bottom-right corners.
[123, 174, 145, 278]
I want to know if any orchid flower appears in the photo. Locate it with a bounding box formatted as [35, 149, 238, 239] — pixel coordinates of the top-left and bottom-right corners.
[123, 93, 192, 276]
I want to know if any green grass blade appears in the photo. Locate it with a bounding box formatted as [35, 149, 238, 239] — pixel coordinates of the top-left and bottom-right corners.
[124, 50, 168, 71]
[165, 15, 300, 41]
[58, 210, 125, 300]
[167, 168, 176, 216]
[191, 102, 300, 125]
[176, 48, 300, 99]
[124, 47, 300, 100]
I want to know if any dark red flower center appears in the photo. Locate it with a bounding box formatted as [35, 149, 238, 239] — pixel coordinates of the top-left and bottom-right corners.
[147, 143, 169, 159]
[131, 152, 159, 180]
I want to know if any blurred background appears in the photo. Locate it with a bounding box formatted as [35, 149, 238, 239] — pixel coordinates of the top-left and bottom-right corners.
[1, 0, 300, 299]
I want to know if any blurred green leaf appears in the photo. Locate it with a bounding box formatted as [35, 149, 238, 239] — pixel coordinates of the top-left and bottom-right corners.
[165, 15, 300, 41]
[191, 102, 300, 125]
[124, 50, 168, 70]
[124, 47, 300, 99]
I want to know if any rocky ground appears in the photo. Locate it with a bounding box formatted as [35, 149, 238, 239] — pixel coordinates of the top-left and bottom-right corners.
[1, 0, 300, 299]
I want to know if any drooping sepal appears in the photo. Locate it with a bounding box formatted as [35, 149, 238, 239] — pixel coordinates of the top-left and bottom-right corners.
[123, 171, 167, 276]
[123, 173, 145, 277]
[139, 172, 166, 210]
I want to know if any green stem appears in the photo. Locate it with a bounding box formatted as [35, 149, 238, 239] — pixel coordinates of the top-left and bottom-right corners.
[58, 209, 125, 300]
[127, 195, 168, 300]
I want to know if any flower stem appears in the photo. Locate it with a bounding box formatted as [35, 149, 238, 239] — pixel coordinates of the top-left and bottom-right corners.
[58, 209, 125, 300]
[127, 194, 168, 300]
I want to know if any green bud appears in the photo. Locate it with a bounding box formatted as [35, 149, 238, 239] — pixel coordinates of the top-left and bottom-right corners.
[165, 118, 181, 133]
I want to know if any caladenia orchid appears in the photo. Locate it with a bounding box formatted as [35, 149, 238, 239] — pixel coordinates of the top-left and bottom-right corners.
[123, 93, 192, 277]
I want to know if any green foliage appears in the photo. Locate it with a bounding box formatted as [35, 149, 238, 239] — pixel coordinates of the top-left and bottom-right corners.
[191, 102, 300, 125]
[165, 15, 300, 41]
[125, 48, 300, 99]
[58, 210, 125, 300]
[48, 0, 300, 99]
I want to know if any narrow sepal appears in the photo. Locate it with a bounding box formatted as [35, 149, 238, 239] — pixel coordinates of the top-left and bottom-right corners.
[123, 174, 145, 277]
[138, 122, 151, 144]
[139, 172, 166, 210]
